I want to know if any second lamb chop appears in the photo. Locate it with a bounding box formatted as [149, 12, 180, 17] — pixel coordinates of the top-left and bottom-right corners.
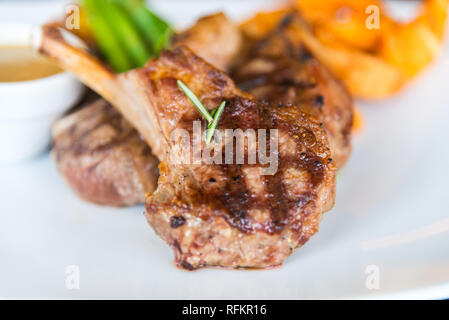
[234, 13, 353, 168]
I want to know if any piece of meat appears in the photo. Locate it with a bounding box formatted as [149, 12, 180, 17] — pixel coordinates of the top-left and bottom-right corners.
[233, 13, 353, 168]
[172, 12, 242, 71]
[50, 13, 242, 206]
[52, 99, 158, 206]
[38, 24, 336, 269]
[141, 47, 335, 269]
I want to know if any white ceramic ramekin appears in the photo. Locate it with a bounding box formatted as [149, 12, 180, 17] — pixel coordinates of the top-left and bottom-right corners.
[0, 24, 84, 163]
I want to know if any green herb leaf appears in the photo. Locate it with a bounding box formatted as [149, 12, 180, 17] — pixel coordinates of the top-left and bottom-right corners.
[206, 101, 226, 144]
[177, 80, 214, 123]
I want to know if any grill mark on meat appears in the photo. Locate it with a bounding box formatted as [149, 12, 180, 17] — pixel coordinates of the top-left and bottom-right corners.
[214, 164, 254, 233]
[175, 98, 263, 233]
[265, 171, 289, 232]
[262, 152, 325, 233]
[171, 92, 329, 235]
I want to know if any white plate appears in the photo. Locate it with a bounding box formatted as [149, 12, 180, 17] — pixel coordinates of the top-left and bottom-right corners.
[1, 0, 449, 299]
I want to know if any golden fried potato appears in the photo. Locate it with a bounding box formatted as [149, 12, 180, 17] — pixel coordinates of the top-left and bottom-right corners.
[293, 0, 447, 97]
[419, 0, 449, 40]
[379, 20, 442, 78]
[322, 14, 383, 51]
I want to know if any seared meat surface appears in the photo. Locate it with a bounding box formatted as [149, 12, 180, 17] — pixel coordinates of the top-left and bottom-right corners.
[51, 13, 242, 206]
[233, 13, 353, 168]
[39, 16, 338, 269]
[52, 99, 158, 206]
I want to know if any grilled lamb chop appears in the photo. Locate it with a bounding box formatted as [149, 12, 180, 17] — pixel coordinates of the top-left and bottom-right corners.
[51, 13, 242, 206]
[142, 47, 335, 269]
[52, 99, 158, 206]
[38, 20, 336, 269]
[233, 13, 353, 168]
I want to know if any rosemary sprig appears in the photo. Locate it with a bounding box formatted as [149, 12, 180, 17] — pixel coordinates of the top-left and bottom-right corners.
[177, 80, 226, 144]
[177, 80, 213, 123]
[206, 101, 226, 143]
